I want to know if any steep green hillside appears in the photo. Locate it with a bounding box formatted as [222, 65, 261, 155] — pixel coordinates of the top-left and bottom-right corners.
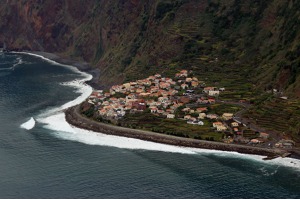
[0, 0, 300, 97]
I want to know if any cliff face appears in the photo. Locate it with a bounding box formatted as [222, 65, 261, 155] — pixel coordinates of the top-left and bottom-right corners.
[1, 0, 300, 96]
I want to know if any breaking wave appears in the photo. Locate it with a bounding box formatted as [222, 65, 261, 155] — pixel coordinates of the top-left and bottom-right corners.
[0, 56, 22, 71]
[187, 148, 300, 170]
[20, 117, 36, 130]
[12, 57, 23, 69]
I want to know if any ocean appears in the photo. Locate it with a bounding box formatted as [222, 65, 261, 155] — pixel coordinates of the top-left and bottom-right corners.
[0, 52, 299, 198]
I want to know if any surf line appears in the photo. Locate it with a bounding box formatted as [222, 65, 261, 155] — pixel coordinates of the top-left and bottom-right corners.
[15, 51, 93, 131]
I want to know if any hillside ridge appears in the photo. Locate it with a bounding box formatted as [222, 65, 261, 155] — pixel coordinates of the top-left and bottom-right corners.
[0, 0, 300, 97]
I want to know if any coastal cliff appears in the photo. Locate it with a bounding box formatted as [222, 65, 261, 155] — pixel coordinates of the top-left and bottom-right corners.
[1, 0, 300, 97]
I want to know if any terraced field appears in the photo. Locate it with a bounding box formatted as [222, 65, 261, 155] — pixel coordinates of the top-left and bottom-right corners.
[245, 98, 300, 143]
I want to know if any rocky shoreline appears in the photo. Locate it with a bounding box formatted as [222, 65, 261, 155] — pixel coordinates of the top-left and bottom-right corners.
[65, 105, 290, 158]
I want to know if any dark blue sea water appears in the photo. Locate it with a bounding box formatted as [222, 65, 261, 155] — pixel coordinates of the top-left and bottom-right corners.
[0, 53, 300, 198]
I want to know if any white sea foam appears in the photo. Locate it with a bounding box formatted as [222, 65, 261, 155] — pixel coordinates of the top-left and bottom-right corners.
[186, 147, 300, 170]
[0, 56, 30, 71]
[12, 51, 88, 75]
[20, 117, 36, 130]
[38, 111, 300, 169]
[0, 67, 13, 71]
[16, 51, 94, 119]
[12, 57, 23, 69]
[16, 51, 300, 170]
[0, 57, 21, 71]
[39, 112, 197, 154]
[19, 51, 92, 130]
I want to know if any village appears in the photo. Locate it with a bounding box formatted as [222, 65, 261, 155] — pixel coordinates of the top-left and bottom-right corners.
[82, 70, 295, 148]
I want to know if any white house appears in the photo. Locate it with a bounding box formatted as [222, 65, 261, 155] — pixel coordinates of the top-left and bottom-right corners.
[208, 90, 220, 96]
[231, 122, 239, 127]
[213, 122, 223, 128]
[167, 114, 175, 119]
[198, 113, 206, 119]
[222, 113, 233, 120]
[216, 125, 227, 132]
[197, 121, 204, 126]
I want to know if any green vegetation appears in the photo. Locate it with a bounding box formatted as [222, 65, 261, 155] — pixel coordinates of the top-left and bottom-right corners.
[118, 112, 223, 141]
[209, 104, 242, 116]
[244, 98, 300, 143]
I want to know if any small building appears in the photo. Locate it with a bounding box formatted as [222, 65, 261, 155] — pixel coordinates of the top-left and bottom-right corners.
[198, 99, 209, 104]
[132, 102, 146, 111]
[151, 107, 158, 113]
[167, 114, 175, 119]
[196, 107, 208, 113]
[280, 96, 288, 100]
[259, 132, 269, 139]
[179, 97, 190, 104]
[157, 110, 164, 114]
[104, 92, 111, 97]
[206, 114, 218, 119]
[198, 113, 206, 119]
[208, 90, 220, 96]
[216, 125, 227, 132]
[250, 138, 262, 144]
[182, 107, 191, 112]
[191, 81, 199, 87]
[187, 120, 195, 124]
[186, 78, 193, 82]
[197, 121, 204, 126]
[213, 122, 223, 128]
[184, 115, 192, 120]
[154, 74, 161, 78]
[203, 87, 216, 93]
[231, 122, 239, 127]
[222, 113, 233, 120]
[181, 83, 188, 90]
[189, 109, 195, 114]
